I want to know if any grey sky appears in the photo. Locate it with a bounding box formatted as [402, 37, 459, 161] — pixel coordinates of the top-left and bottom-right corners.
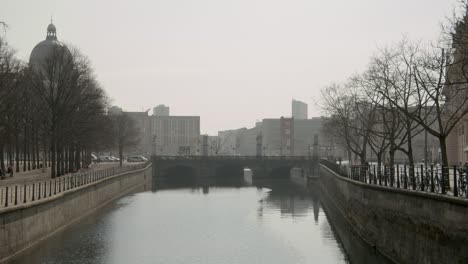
[1, 0, 460, 134]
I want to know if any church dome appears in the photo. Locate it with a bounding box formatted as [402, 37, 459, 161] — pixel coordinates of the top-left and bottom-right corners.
[29, 22, 71, 71]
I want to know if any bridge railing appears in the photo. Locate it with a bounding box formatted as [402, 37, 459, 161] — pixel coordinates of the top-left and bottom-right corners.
[321, 159, 468, 198]
[152, 155, 315, 161]
[0, 161, 151, 210]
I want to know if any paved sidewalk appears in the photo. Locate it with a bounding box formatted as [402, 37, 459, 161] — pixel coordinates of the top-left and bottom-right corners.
[0, 162, 123, 186]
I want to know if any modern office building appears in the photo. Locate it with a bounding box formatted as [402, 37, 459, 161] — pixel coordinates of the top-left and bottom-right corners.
[112, 106, 200, 156]
[234, 117, 325, 156]
[292, 100, 308, 120]
[149, 115, 200, 155]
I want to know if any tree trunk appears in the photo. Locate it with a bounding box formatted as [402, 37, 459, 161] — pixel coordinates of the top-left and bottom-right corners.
[32, 131, 36, 170]
[15, 132, 20, 173]
[119, 145, 123, 167]
[377, 154, 382, 185]
[51, 138, 56, 178]
[389, 147, 395, 187]
[23, 129, 27, 172]
[439, 135, 450, 190]
[75, 147, 81, 171]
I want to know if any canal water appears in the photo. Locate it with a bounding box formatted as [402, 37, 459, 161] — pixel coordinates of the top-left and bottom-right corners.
[9, 175, 391, 264]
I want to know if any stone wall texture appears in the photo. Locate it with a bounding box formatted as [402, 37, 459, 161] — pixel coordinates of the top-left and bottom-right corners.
[320, 165, 468, 264]
[0, 164, 152, 262]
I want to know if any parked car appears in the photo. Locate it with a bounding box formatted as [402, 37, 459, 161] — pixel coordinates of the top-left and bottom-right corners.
[127, 156, 148, 162]
[110, 156, 120, 162]
[98, 156, 114, 162]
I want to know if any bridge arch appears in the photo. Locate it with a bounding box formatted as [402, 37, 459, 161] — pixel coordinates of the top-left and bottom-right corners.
[162, 165, 197, 184]
[214, 164, 244, 178]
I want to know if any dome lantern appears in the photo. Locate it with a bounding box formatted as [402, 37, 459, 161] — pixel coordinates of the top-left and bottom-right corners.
[46, 20, 57, 40]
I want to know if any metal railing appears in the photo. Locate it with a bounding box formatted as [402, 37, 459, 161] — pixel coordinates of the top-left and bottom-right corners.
[0, 161, 150, 209]
[321, 159, 468, 198]
[153, 155, 316, 161]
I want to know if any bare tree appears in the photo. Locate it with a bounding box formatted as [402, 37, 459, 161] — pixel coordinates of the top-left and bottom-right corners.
[112, 113, 140, 166]
[321, 83, 376, 164]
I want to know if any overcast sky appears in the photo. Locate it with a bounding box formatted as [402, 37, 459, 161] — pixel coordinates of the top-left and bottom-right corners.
[1, 0, 461, 134]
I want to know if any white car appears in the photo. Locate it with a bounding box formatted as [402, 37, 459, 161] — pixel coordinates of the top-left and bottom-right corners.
[110, 156, 120, 162]
[127, 156, 148, 162]
[98, 156, 113, 162]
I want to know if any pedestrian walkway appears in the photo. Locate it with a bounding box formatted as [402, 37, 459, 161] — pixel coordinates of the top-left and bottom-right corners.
[0, 161, 149, 209]
[0, 162, 124, 186]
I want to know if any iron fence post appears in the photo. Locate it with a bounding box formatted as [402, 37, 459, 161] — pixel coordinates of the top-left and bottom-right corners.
[453, 165, 458, 197]
[5, 187, 8, 207]
[420, 164, 424, 191]
[442, 166, 446, 194]
[430, 164, 434, 193]
[14, 186, 17, 205]
[397, 165, 400, 188]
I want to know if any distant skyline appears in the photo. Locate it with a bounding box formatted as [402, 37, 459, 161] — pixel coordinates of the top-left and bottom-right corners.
[1, 0, 460, 134]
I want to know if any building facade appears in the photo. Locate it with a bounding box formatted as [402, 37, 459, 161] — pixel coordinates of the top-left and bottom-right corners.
[234, 117, 325, 156]
[149, 116, 200, 155]
[113, 106, 200, 156]
[218, 128, 247, 155]
[292, 99, 308, 120]
[153, 105, 170, 116]
[446, 13, 468, 165]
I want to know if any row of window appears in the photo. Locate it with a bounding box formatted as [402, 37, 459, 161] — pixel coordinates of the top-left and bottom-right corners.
[151, 119, 199, 135]
[155, 136, 198, 146]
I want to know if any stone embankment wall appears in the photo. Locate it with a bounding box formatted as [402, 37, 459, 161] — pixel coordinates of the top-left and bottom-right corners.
[320, 165, 468, 264]
[0, 164, 152, 262]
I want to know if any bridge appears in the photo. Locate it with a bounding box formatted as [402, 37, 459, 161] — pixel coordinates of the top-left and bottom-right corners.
[152, 155, 319, 179]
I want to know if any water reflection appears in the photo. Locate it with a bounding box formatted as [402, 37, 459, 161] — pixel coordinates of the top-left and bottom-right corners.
[9, 176, 390, 264]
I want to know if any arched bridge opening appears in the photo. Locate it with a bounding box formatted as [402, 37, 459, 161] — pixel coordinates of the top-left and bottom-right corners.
[269, 166, 294, 179]
[163, 165, 197, 185]
[214, 164, 244, 178]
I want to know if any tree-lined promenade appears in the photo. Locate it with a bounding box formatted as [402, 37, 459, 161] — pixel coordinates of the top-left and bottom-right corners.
[0, 22, 139, 179]
[322, 2, 468, 174]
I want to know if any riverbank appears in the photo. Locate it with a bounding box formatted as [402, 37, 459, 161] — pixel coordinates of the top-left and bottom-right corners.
[320, 164, 468, 264]
[0, 162, 152, 263]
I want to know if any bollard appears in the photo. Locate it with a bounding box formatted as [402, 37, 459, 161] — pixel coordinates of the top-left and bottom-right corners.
[44, 182, 47, 198]
[54, 180, 56, 195]
[38, 183, 41, 199]
[23, 185, 26, 204]
[32, 184, 35, 201]
[49, 181, 52, 197]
